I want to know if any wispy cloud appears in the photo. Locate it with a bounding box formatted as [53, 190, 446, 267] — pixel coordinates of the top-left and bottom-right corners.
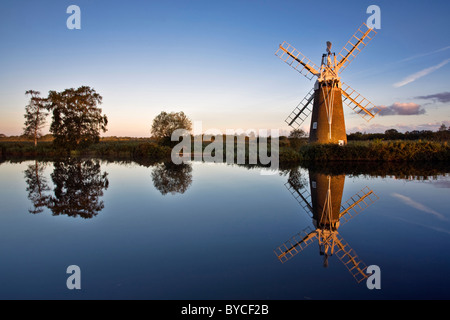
[387, 215, 450, 236]
[393, 58, 450, 88]
[378, 102, 425, 116]
[348, 46, 450, 79]
[415, 92, 450, 103]
[399, 46, 450, 63]
[392, 193, 445, 220]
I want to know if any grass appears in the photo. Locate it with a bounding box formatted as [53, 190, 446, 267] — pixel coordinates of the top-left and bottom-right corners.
[1, 139, 449, 163]
[0, 141, 171, 163]
[298, 140, 450, 162]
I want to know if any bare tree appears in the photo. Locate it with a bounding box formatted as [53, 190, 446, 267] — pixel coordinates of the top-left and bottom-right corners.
[23, 90, 48, 146]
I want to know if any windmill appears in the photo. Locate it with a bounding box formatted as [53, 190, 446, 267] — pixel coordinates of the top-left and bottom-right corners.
[274, 170, 379, 283]
[276, 23, 380, 145]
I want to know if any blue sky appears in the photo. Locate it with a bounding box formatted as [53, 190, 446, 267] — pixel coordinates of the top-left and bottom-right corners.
[1, 0, 449, 136]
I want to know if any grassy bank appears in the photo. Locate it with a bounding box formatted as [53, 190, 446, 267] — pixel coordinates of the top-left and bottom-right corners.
[0, 141, 172, 162]
[1, 139, 449, 163]
[297, 140, 450, 162]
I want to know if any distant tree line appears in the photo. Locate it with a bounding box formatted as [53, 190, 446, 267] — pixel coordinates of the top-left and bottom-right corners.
[347, 125, 450, 142]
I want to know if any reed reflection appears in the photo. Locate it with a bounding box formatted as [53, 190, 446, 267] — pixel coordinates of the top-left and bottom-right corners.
[24, 159, 109, 219]
[275, 168, 379, 283]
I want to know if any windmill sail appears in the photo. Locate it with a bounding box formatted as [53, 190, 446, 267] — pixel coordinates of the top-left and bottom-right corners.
[341, 82, 381, 121]
[284, 175, 313, 218]
[337, 23, 377, 72]
[339, 186, 379, 226]
[334, 233, 368, 283]
[276, 41, 319, 80]
[274, 226, 318, 263]
[285, 88, 314, 129]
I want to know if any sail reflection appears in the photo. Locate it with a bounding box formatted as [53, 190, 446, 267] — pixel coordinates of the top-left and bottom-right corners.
[275, 168, 379, 283]
[24, 159, 109, 219]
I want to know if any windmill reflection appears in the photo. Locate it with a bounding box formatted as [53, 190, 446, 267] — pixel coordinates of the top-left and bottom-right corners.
[151, 162, 192, 196]
[24, 159, 109, 219]
[275, 169, 378, 283]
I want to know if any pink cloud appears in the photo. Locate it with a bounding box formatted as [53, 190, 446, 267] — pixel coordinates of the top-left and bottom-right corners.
[378, 102, 425, 116]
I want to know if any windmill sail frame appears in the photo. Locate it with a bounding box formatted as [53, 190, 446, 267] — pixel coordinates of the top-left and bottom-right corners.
[337, 23, 377, 72]
[285, 88, 315, 129]
[341, 82, 381, 121]
[275, 41, 319, 80]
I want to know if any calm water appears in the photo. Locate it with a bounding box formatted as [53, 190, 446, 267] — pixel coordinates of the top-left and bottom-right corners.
[0, 159, 449, 299]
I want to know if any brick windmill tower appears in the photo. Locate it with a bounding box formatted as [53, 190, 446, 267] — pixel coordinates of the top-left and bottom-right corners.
[276, 23, 380, 145]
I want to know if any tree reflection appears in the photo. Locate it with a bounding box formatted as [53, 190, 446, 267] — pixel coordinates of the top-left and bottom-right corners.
[151, 162, 192, 195]
[24, 159, 109, 219]
[24, 160, 50, 214]
[286, 167, 308, 191]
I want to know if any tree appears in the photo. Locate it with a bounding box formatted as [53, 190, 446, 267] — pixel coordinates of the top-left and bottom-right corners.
[288, 129, 307, 139]
[48, 86, 107, 149]
[384, 129, 399, 135]
[288, 128, 307, 149]
[384, 128, 403, 140]
[151, 111, 192, 146]
[439, 123, 447, 132]
[23, 90, 48, 146]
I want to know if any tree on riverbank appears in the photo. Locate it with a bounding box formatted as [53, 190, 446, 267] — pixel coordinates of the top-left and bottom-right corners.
[288, 129, 308, 149]
[151, 111, 192, 146]
[48, 86, 108, 149]
[23, 90, 48, 146]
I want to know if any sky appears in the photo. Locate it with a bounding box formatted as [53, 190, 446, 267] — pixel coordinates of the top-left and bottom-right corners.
[1, 0, 449, 137]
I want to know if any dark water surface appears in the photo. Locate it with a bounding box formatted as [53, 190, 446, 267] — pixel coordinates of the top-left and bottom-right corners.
[0, 159, 449, 299]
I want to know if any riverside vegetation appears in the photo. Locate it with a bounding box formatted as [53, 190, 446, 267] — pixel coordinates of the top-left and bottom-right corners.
[2, 88, 449, 164]
[1, 134, 449, 164]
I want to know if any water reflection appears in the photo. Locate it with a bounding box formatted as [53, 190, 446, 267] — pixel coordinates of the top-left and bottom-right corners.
[275, 168, 379, 283]
[151, 162, 193, 195]
[24, 159, 109, 219]
[24, 160, 51, 214]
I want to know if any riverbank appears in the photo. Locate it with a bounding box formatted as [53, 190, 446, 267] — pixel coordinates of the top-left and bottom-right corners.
[0, 141, 171, 162]
[296, 140, 450, 162]
[1, 139, 449, 163]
